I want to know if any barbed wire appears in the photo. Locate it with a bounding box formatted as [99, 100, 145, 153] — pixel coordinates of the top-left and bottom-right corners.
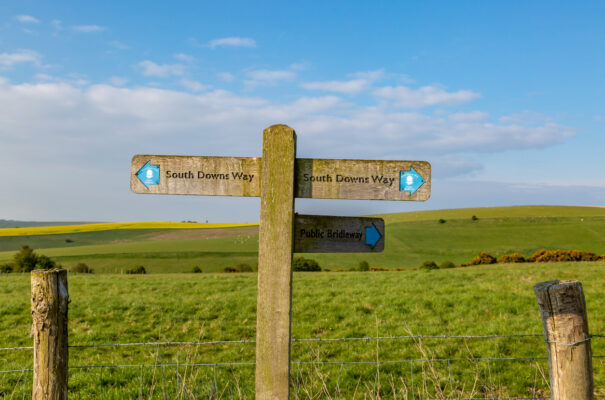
[2, 332, 604, 352]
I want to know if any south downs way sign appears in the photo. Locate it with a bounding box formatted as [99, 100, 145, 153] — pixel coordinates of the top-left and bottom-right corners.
[131, 155, 431, 201]
[130, 125, 430, 399]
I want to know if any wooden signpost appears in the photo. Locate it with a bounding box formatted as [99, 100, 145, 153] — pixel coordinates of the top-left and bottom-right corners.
[131, 124, 431, 399]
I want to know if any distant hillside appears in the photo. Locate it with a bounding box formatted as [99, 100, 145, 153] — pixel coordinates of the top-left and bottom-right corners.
[0, 206, 604, 272]
[0, 220, 95, 229]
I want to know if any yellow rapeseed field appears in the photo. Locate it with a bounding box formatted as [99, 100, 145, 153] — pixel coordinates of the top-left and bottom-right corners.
[0, 222, 258, 236]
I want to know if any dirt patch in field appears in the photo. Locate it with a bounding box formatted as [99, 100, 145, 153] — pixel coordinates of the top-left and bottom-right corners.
[143, 225, 259, 241]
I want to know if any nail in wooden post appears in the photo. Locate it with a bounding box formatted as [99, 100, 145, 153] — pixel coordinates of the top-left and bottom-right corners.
[256, 124, 296, 399]
[31, 269, 69, 400]
[534, 280, 594, 400]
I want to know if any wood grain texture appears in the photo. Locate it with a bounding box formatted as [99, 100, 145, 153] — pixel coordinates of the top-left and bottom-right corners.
[534, 280, 594, 400]
[255, 125, 296, 400]
[131, 155, 261, 197]
[294, 214, 384, 253]
[131, 155, 431, 201]
[31, 269, 68, 400]
[295, 158, 430, 201]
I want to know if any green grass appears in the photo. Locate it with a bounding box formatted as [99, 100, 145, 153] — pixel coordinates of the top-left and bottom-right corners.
[1, 263, 604, 398]
[1, 206, 604, 273]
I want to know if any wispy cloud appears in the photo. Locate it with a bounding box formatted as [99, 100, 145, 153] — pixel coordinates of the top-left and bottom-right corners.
[374, 85, 480, 108]
[137, 61, 185, 77]
[180, 79, 209, 92]
[0, 50, 40, 68]
[245, 69, 296, 88]
[51, 20, 63, 31]
[14, 15, 39, 24]
[217, 72, 235, 82]
[301, 69, 384, 95]
[174, 53, 194, 62]
[108, 40, 129, 50]
[72, 25, 106, 33]
[107, 76, 129, 86]
[499, 110, 551, 125]
[209, 37, 256, 49]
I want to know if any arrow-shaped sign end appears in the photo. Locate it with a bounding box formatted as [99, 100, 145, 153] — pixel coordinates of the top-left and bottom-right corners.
[400, 167, 425, 195]
[365, 223, 382, 249]
[136, 161, 160, 189]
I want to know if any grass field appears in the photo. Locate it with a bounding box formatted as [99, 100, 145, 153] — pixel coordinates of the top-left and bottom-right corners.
[1, 206, 604, 273]
[1, 262, 604, 398]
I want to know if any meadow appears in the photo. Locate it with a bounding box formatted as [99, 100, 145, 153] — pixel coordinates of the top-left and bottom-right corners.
[1, 263, 604, 398]
[1, 206, 604, 272]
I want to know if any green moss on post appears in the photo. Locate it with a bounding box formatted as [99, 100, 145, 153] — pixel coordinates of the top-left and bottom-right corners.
[31, 269, 68, 400]
[256, 125, 296, 400]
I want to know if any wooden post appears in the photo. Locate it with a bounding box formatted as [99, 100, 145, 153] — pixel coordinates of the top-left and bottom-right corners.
[256, 124, 296, 399]
[534, 280, 594, 400]
[31, 269, 69, 400]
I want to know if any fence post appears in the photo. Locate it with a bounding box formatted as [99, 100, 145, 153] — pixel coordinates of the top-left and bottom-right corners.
[31, 269, 69, 400]
[255, 124, 296, 399]
[534, 280, 594, 400]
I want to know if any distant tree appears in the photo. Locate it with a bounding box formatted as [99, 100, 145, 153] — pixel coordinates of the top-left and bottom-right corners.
[36, 255, 59, 270]
[471, 215, 479, 221]
[13, 245, 38, 272]
[438, 219, 446, 224]
[191, 266, 202, 273]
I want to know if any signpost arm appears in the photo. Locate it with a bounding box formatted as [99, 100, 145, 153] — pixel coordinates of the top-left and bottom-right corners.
[256, 124, 297, 399]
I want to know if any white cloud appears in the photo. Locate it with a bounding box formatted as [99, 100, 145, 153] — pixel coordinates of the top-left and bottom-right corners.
[72, 25, 106, 33]
[217, 72, 235, 82]
[0, 79, 578, 220]
[180, 79, 209, 92]
[137, 60, 185, 77]
[0, 50, 40, 68]
[108, 40, 129, 50]
[499, 110, 551, 125]
[209, 37, 256, 49]
[245, 69, 296, 87]
[302, 69, 384, 95]
[374, 85, 480, 108]
[448, 111, 490, 122]
[14, 15, 39, 24]
[107, 76, 129, 86]
[174, 53, 194, 62]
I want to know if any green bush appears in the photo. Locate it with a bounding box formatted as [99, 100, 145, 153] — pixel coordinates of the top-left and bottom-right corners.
[439, 261, 456, 269]
[468, 252, 497, 265]
[293, 257, 321, 272]
[0, 263, 13, 273]
[357, 260, 370, 271]
[71, 262, 93, 273]
[191, 266, 202, 273]
[497, 253, 526, 263]
[235, 263, 253, 272]
[13, 245, 38, 272]
[471, 215, 479, 221]
[438, 219, 446, 224]
[125, 265, 146, 274]
[419, 260, 439, 270]
[36, 255, 59, 270]
[221, 267, 238, 273]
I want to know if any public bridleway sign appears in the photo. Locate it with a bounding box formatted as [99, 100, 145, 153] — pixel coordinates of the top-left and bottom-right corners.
[130, 125, 430, 399]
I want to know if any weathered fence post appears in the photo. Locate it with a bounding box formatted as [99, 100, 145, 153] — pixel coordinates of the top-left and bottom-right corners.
[534, 280, 594, 400]
[31, 269, 69, 400]
[256, 124, 296, 399]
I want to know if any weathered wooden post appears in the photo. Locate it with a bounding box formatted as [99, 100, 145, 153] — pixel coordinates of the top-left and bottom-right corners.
[256, 124, 296, 399]
[31, 269, 69, 400]
[130, 123, 431, 398]
[534, 280, 594, 400]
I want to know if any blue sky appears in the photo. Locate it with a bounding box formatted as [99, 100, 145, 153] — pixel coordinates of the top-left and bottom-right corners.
[0, 1, 603, 222]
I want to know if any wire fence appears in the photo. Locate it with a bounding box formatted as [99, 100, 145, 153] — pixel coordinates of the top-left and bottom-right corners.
[2, 333, 604, 399]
